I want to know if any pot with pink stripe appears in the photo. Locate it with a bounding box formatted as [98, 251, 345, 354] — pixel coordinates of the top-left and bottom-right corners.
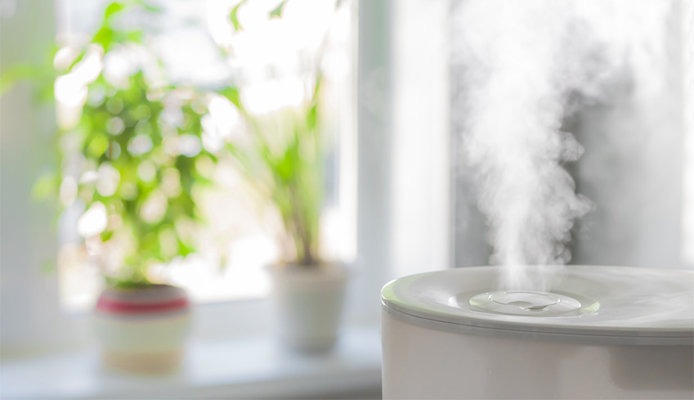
[94, 284, 192, 374]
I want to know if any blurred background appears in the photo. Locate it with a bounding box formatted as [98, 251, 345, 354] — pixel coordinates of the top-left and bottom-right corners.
[1, 0, 692, 398]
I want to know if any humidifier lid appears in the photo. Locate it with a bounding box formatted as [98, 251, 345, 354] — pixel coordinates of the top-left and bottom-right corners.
[381, 265, 694, 345]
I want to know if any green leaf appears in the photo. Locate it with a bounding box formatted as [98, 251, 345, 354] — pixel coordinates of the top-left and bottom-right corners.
[220, 86, 242, 108]
[104, 2, 126, 21]
[230, 0, 247, 31]
[310, 73, 323, 104]
[108, 277, 153, 289]
[86, 134, 110, 158]
[65, 49, 87, 72]
[101, 230, 115, 242]
[306, 103, 318, 130]
[275, 152, 294, 182]
[178, 238, 195, 256]
[93, 26, 114, 49]
[269, 0, 287, 18]
[136, 0, 164, 13]
[125, 30, 144, 44]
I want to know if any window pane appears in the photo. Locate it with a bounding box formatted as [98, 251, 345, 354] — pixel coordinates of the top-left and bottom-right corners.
[55, 0, 356, 310]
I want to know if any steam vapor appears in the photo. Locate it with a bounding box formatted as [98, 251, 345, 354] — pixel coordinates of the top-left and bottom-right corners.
[454, 0, 674, 290]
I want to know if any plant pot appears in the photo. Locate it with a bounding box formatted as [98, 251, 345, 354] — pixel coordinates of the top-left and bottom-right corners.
[93, 284, 192, 374]
[268, 263, 350, 353]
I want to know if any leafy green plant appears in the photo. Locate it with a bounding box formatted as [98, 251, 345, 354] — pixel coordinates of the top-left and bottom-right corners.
[221, 76, 325, 267]
[35, 1, 218, 287]
[220, 0, 343, 268]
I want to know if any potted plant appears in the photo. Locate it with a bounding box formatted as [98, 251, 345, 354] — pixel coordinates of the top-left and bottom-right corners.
[35, 2, 216, 373]
[215, 0, 351, 353]
[218, 64, 349, 351]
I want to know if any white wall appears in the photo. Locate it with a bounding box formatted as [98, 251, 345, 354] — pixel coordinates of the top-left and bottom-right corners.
[571, 1, 691, 269]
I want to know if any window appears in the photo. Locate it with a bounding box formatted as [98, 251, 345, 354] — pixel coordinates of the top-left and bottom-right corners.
[53, 0, 356, 310]
[1, 0, 368, 357]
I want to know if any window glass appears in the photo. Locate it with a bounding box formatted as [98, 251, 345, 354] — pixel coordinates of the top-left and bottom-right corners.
[55, 0, 356, 310]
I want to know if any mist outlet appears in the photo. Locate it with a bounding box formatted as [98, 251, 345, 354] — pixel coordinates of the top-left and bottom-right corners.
[468, 290, 598, 316]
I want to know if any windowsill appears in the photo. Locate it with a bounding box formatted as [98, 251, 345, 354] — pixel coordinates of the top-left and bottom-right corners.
[0, 327, 382, 399]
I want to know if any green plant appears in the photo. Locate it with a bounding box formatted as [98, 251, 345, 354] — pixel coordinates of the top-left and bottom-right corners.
[221, 77, 325, 267]
[34, 1, 218, 287]
[219, 0, 345, 268]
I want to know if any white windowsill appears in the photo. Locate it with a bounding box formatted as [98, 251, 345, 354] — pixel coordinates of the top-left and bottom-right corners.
[0, 327, 382, 399]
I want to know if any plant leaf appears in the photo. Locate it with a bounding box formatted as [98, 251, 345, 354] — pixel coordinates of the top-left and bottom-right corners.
[269, 0, 287, 18]
[230, 0, 247, 31]
[93, 26, 115, 49]
[104, 2, 126, 21]
[220, 86, 242, 108]
[136, 0, 164, 13]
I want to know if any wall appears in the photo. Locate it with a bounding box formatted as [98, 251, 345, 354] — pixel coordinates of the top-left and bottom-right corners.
[570, 1, 689, 269]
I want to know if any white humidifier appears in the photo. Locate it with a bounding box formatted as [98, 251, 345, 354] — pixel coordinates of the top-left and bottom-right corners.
[381, 265, 694, 399]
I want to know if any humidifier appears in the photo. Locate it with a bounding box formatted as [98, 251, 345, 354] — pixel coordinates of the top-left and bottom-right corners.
[381, 265, 693, 399]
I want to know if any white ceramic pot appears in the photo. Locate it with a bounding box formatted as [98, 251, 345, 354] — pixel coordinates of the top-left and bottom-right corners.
[381, 266, 694, 399]
[93, 284, 192, 374]
[268, 263, 350, 352]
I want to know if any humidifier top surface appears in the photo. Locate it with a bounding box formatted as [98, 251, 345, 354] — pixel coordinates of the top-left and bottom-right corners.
[381, 266, 694, 345]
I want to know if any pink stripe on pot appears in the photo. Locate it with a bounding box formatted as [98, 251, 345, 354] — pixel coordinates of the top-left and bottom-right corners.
[96, 296, 189, 314]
